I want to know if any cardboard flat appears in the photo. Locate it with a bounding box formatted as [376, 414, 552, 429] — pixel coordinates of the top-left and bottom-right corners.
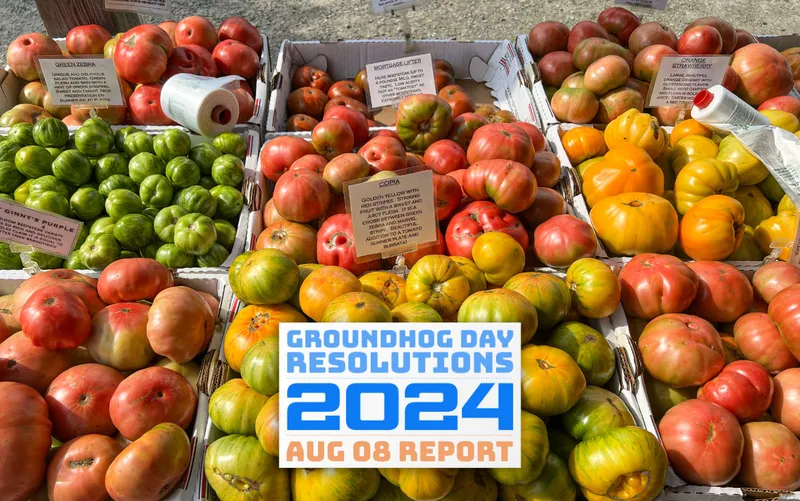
[0, 35, 271, 132]
[267, 39, 541, 132]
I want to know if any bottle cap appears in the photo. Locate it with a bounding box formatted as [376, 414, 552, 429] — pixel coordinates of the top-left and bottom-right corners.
[694, 89, 713, 109]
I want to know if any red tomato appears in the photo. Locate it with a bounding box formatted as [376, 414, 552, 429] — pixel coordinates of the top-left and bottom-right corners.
[533, 214, 597, 268]
[292, 66, 334, 92]
[20, 285, 91, 350]
[771, 368, 800, 437]
[66, 24, 111, 55]
[288, 87, 329, 119]
[98, 258, 172, 305]
[322, 153, 370, 195]
[370, 129, 403, 143]
[519, 187, 566, 229]
[181, 44, 217, 76]
[316, 214, 381, 276]
[218, 16, 262, 53]
[448, 112, 488, 151]
[753, 261, 800, 303]
[659, 399, 744, 486]
[113, 24, 174, 84]
[528, 21, 570, 57]
[312, 118, 354, 160]
[734, 29, 758, 51]
[597, 7, 640, 45]
[424, 139, 469, 174]
[0, 332, 78, 393]
[618, 253, 699, 319]
[677, 26, 723, 55]
[734, 312, 798, 373]
[758, 96, 800, 118]
[639, 313, 725, 387]
[158, 20, 178, 46]
[466, 123, 535, 168]
[324, 105, 369, 146]
[769, 283, 800, 361]
[14, 269, 106, 320]
[212, 39, 259, 79]
[686, 17, 738, 53]
[326, 96, 373, 119]
[514, 122, 546, 152]
[357, 136, 408, 173]
[446, 169, 468, 198]
[231, 80, 255, 123]
[0, 318, 9, 344]
[530, 151, 561, 188]
[438, 85, 476, 117]
[568, 21, 609, 53]
[738, 422, 800, 490]
[463, 159, 538, 213]
[286, 114, 319, 132]
[445, 201, 528, 258]
[260, 136, 316, 182]
[109, 366, 196, 441]
[45, 363, 125, 442]
[7, 33, 62, 81]
[697, 360, 774, 422]
[432, 173, 463, 221]
[175, 16, 218, 52]
[127, 83, 174, 126]
[273, 169, 331, 223]
[328, 80, 366, 103]
[162, 46, 203, 79]
[291, 154, 328, 175]
[47, 434, 122, 501]
[732, 43, 795, 107]
[687, 261, 753, 323]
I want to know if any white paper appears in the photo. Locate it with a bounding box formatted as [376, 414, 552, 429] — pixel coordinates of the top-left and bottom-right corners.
[160, 74, 242, 138]
[615, 0, 668, 9]
[372, 0, 416, 13]
[104, 0, 170, 16]
[347, 170, 437, 258]
[0, 200, 81, 258]
[366, 53, 437, 108]
[647, 56, 731, 107]
[37, 58, 124, 107]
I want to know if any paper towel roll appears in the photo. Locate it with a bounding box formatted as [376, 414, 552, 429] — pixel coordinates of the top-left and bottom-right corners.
[160, 74, 243, 137]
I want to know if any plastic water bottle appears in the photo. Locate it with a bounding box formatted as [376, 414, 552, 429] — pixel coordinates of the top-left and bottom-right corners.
[691, 84, 770, 128]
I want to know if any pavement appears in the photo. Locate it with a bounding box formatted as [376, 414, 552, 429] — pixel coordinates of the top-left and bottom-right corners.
[1, 0, 799, 65]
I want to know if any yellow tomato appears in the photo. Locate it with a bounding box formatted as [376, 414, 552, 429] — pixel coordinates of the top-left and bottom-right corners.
[577, 157, 604, 179]
[670, 118, 712, 147]
[674, 158, 739, 215]
[565, 258, 621, 319]
[679, 195, 746, 261]
[471, 232, 525, 286]
[670, 135, 719, 174]
[405, 255, 471, 317]
[755, 210, 799, 261]
[730, 185, 775, 228]
[716, 135, 769, 186]
[589, 192, 678, 256]
[779, 194, 797, 213]
[761, 109, 800, 132]
[359, 271, 406, 308]
[449, 256, 487, 294]
[604, 109, 669, 159]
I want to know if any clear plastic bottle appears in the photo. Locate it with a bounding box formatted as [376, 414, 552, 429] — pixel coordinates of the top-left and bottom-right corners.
[691, 85, 770, 128]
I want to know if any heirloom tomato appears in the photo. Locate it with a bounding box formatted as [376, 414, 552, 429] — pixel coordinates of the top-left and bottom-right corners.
[463, 159, 538, 213]
[489, 411, 548, 485]
[687, 261, 753, 324]
[405, 255, 471, 318]
[147, 286, 214, 363]
[698, 360, 774, 422]
[256, 221, 317, 265]
[533, 214, 597, 268]
[299, 266, 362, 322]
[445, 201, 528, 259]
[322, 292, 393, 323]
[457, 289, 538, 344]
[46, 434, 122, 501]
[207, 435, 289, 501]
[737, 422, 800, 490]
[20, 285, 92, 350]
[396, 94, 454, 152]
[317, 214, 382, 276]
[565, 258, 620, 319]
[113, 25, 173, 84]
[618, 253, 698, 319]
[679, 195, 746, 261]
[546, 321, 615, 386]
[521, 344, 586, 416]
[273, 168, 331, 223]
[734, 313, 798, 373]
[504, 272, 571, 331]
[230, 249, 300, 306]
[466, 123, 535, 168]
[753, 261, 800, 303]
[360, 271, 407, 309]
[562, 385, 634, 440]
[225, 303, 305, 372]
[97, 257, 173, 303]
[209, 378, 270, 436]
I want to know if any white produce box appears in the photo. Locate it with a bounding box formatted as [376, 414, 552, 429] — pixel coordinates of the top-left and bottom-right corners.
[0, 35, 271, 131]
[267, 38, 541, 132]
[0, 268, 235, 501]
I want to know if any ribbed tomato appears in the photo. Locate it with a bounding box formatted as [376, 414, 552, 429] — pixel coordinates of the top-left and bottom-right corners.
[466, 123, 535, 168]
[698, 360, 774, 422]
[618, 253, 699, 319]
[445, 201, 528, 259]
[521, 344, 586, 416]
[734, 312, 798, 373]
[533, 214, 597, 268]
[317, 214, 382, 276]
[463, 159, 538, 213]
[457, 289, 538, 344]
[687, 261, 753, 324]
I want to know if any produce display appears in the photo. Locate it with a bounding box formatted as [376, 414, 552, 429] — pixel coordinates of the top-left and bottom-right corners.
[0, 259, 219, 501]
[527, 10, 799, 124]
[0, 121, 248, 270]
[3, 16, 262, 127]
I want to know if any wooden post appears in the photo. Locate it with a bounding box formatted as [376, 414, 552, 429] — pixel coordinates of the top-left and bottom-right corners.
[34, 0, 142, 38]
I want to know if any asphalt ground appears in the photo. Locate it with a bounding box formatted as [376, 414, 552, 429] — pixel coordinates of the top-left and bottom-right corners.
[1, 0, 798, 65]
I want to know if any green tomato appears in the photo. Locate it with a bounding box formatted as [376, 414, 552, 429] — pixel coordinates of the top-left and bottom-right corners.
[140, 238, 165, 259]
[29, 175, 69, 199]
[70, 187, 105, 221]
[7, 123, 35, 146]
[14, 179, 33, 203]
[212, 132, 247, 159]
[0, 141, 22, 163]
[120, 250, 139, 259]
[80, 233, 120, 269]
[26, 191, 71, 217]
[154, 205, 187, 243]
[99, 174, 137, 196]
[156, 243, 196, 268]
[174, 213, 217, 255]
[113, 213, 154, 250]
[114, 126, 141, 152]
[53, 150, 92, 186]
[94, 153, 129, 182]
[179, 186, 217, 217]
[82, 118, 113, 136]
[74, 125, 113, 156]
[90, 217, 117, 236]
[75, 224, 90, 247]
[32, 117, 69, 148]
[129, 152, 166, 184]
[210, 185, 244, 221]
[139, 174, 174, 209]
[214, 219, 237, 251]
[0, 161, 25, 193]
[0, 242, 23, 270]
[15, 145, 53, 178]
[142, 206, 159, 221]
[153, 129, 191, 161]
[198, 176, 216, 190]
[189, 143, 222, 175]
[165, 157, 201, 188]
[197, 244, 229, 267]
[105, 189, 143, 219]
[123, 131, 155, 157]
[64, 251, 85, 270]
[29, 251, 63, 270]
[46, 147, 63, 160]
[211, 154, 244, 187]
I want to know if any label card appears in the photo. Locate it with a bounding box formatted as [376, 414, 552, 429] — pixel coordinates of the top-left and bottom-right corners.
[280, 322, 522, 468]
[38, 58, 125, 107]
[366, 53, 437, 108]
[372, 0, 416, 13]
[0, 200, 81, 258]
[346, 170, 437, 259]
[615, 0, 668, 9]
[104, 0, 170, 16]
[647, 56, 731, 108]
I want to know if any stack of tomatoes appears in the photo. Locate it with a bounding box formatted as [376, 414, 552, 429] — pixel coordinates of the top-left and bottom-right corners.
[528, 8, 796, 124]
[3, 15, 261, 127]
[0, 258, 219, 501]
[619, 256, 800, 490]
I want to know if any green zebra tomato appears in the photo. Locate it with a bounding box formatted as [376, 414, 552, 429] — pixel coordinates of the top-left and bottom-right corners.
[94, 153, 128, 182]
[197, 244, 229, 267]
[211, 154, 244, 187]
[154, 205, 187, 243]
[29, 175, 69, 199]
[53, 150, 92, 186]
[139, 174, 174, 209]
[189, 143, 222, 175]
[0, 141, 22, 163]
[129, 152, 166, 184]
[123, 131, 154, 157]
[90, 217, 117, 236]
[74, 125, 113, 156]
[174, 213, 216, 255]
[0, 161, 25, 193]
[98, 175, 137, 196]
[32, 117, 68, 147]
[155, 243, 196, 268]
[212, 132, 247, 159]
[15, 145, 53, 178]
[81, 233, 121, 269]
[153, 129, 191, 161]
[26, 191, 70, 216]
[179, 186, 217, 217]
[214, 219, 237, 250]
[105, 189, 143, 219]
[70, 187, 105, 221]
[198, 176, 216, 190]
[7, 123, 35, 146]
[210, 185, 243, 221]
[14, 179, 33, 203]
[114, 126, 141, 152]
[165, 157, 201, 188]
[0, 242, 23, 270]
[114, 213, 154, 250]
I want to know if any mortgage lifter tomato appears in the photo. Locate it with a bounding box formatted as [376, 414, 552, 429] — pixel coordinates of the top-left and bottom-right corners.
[463, 159, 538, 214]
[20, 285, 92, 350]
[445, 201, 528, 259]
[698, 360, 774, 422]
[466, 123, 536, 168]
[396, 94, 454, 152]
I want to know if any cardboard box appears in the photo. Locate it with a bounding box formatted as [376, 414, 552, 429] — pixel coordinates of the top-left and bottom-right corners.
[0, 125, 261, 270]
[267, 39, 541, 132]
[0, 35, 271, 132]
[0, 268, 236, 501]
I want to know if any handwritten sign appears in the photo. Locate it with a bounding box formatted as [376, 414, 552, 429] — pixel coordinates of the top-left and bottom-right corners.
[647, 56, 731, 107]
[38, 58, 125, 107]
[104, 0, 170, 16]
[366, 53, 437, 108]
[0, 200, 81, 258]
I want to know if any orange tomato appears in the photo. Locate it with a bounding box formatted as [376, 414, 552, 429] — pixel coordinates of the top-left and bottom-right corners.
[670, 118, 712, 147]
[590, 192, 678, 256]
[679, 195, 746, 261]
[582, 145, 664, 208]
[561, 126, 608, 165]
[755, 210, 799, 261]
[224, 304, 306, 371]
[321, 292, 392, 322]
[674, 158, 739, 215]
[299, 266, 362, 322]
